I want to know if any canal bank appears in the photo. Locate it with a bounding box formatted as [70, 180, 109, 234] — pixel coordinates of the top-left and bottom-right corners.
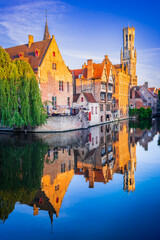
[0, 112, 130, 133]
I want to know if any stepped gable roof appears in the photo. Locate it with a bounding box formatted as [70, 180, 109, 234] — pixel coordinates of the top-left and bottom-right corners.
[106, 63, 112, 78]
[73, 61, 105, 80]
[73, 94, 80, 102]
[5, 39, 52, 73]
[83, 92, 97, 103]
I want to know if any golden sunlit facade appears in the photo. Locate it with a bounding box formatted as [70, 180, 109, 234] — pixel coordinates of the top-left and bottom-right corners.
[121, 26, 137, 86]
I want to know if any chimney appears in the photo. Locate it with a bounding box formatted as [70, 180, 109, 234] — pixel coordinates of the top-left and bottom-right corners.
[87, 59, 93, 79]
[28, 35, 34, 48]
[144, 82, 148, 89]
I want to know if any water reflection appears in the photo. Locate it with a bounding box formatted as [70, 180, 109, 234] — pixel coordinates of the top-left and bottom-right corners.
[0, 137, 47, 223]
[0, 119, 159, 226]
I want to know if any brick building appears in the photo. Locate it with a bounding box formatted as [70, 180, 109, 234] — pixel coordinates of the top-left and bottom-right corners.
[72, 56, 117, 124]
[130, 82, 158, 114]
[5, 19, 73, 115]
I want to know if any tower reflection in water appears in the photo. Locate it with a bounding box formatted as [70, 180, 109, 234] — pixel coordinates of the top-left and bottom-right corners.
[0, 120, 158, 225]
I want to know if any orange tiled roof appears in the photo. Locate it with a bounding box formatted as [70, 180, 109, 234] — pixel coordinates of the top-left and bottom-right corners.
[92, 63, 104, 79]
[73, 61, 113, 80]
[5, 39, 52, 73]
[72, 68, 88, 79]
[72, 69, 83, 78]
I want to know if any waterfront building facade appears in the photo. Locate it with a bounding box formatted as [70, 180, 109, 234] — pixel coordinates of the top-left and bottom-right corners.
[72, 56, 117, 124]
[72, 53, 131, 122]
[130, 82, 158, 114]
[5, 20, 73, 115]
[4, 24, 139, 123]
[72, 92, 99, 126]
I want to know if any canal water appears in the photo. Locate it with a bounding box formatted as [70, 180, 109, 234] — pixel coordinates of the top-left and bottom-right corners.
[0, 120, 160, 240]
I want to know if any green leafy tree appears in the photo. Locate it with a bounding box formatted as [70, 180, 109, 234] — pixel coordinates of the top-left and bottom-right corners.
[129, 107, 152, 120]
[0, 48, 46, 128]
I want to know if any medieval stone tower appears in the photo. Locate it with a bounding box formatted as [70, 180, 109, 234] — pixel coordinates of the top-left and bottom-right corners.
[121, 26, 137, 86]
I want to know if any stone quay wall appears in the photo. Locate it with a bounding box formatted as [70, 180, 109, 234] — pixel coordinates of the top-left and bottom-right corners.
[34, 111, 89, 132]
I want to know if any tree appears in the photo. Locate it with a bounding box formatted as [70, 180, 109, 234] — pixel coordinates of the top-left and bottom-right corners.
[0, 48, 46, 128]
[129, 107, 152, 119]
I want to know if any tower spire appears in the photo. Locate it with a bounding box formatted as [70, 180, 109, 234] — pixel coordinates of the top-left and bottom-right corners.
[43, 10, 51, 40]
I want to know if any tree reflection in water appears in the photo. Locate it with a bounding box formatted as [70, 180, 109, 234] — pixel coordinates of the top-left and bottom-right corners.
[0, 119, 159, 225]
[0, 139, 48, 223]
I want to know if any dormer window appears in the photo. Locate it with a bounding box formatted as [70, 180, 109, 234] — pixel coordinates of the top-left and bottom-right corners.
[53, 51, 55, 57]
[35, 49, 40, 57]
[19, 52, 24, 58]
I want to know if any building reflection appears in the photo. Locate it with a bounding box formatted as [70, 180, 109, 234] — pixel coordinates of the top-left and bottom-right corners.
[74, 122, 136, 192]
[29, 147, 75, 224]
[0, 119, 159, 225]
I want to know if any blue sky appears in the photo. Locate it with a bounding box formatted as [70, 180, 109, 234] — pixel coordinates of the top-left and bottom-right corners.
[0, 0, 160, 87]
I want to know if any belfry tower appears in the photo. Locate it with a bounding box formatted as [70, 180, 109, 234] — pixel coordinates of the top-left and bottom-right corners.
[121, 26, 137, 86]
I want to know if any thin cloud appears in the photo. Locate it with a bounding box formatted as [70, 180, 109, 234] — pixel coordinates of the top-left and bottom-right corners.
[62, 49, 103, 61]
[140, 48, 160, 53]
[0, 0, 69, 46]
